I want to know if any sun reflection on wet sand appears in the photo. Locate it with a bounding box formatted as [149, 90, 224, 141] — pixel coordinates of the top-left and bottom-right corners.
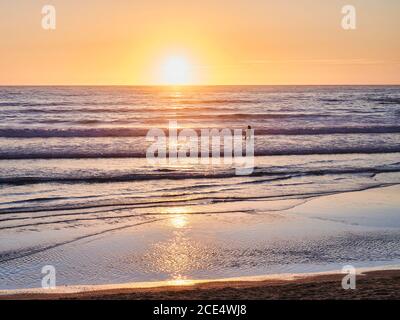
[170, 215, 189, 228]
[165, 207, 190, 229]
[134, 206, 216, 280]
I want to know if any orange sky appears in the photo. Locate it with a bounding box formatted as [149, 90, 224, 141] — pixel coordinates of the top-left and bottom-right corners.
[0, 0, 399, 85]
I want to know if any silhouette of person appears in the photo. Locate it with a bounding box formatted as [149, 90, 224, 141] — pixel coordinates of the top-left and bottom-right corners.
[245, 125, 252, 140]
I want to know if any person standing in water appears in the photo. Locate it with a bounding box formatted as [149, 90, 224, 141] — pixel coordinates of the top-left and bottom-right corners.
[245, 125, 252, 141]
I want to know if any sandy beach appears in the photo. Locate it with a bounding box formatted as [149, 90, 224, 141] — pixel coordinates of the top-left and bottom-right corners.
[2, 269, 400, 300]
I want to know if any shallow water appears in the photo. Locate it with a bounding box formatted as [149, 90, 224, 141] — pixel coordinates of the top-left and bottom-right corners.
[1, 185, 400, 289]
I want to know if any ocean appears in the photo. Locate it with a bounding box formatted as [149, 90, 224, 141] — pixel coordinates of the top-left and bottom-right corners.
[1, 85, 400, 289]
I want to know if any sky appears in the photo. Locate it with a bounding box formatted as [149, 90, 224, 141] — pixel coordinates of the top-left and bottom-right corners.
[0, 0, 399, 85]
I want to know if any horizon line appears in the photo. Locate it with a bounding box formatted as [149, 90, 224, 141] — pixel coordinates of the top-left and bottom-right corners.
[1, 83, 400, 87]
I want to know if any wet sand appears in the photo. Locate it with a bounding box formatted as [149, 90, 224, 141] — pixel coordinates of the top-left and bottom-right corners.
[2, 269, 400, 300]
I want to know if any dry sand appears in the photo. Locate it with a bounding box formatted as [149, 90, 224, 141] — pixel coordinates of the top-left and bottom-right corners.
[2, 269, 400, 300]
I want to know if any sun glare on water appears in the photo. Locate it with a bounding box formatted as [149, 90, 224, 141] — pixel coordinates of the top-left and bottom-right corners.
[162, 56, 190, 85]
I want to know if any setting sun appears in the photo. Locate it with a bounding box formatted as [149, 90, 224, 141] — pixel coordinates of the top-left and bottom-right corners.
[162, 56, 190, 85]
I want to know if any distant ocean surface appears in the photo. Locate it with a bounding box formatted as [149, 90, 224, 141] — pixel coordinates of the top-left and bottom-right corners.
[1, 86, 400, 158]
[1, 86, 400, 183]
[1, 85, 400, 289]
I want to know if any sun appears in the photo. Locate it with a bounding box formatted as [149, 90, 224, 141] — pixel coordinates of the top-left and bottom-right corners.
[162, 56, 190, 85]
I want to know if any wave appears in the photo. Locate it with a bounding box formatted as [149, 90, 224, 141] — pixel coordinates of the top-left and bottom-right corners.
[0, 98, 260, 110]
[182, 113, 334, 120]
[1, 145, 400, 160]
[2, 106, 239, 114]
[0, 184, 396, 219]
[4, 113, 334, 126]
[319, 98, 344, 102]
[365, 97, 400, 105]
[1, 166, 399, 185]
[0, 102, 73, 107]
[1, 125, 400, 138]
[0, 128, 148, 138]
[165, 99, 259, 104]
[254, 126, 400, 135]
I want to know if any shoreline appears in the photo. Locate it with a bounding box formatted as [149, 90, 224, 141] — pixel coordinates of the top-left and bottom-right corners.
[2, 265, 400, 300]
